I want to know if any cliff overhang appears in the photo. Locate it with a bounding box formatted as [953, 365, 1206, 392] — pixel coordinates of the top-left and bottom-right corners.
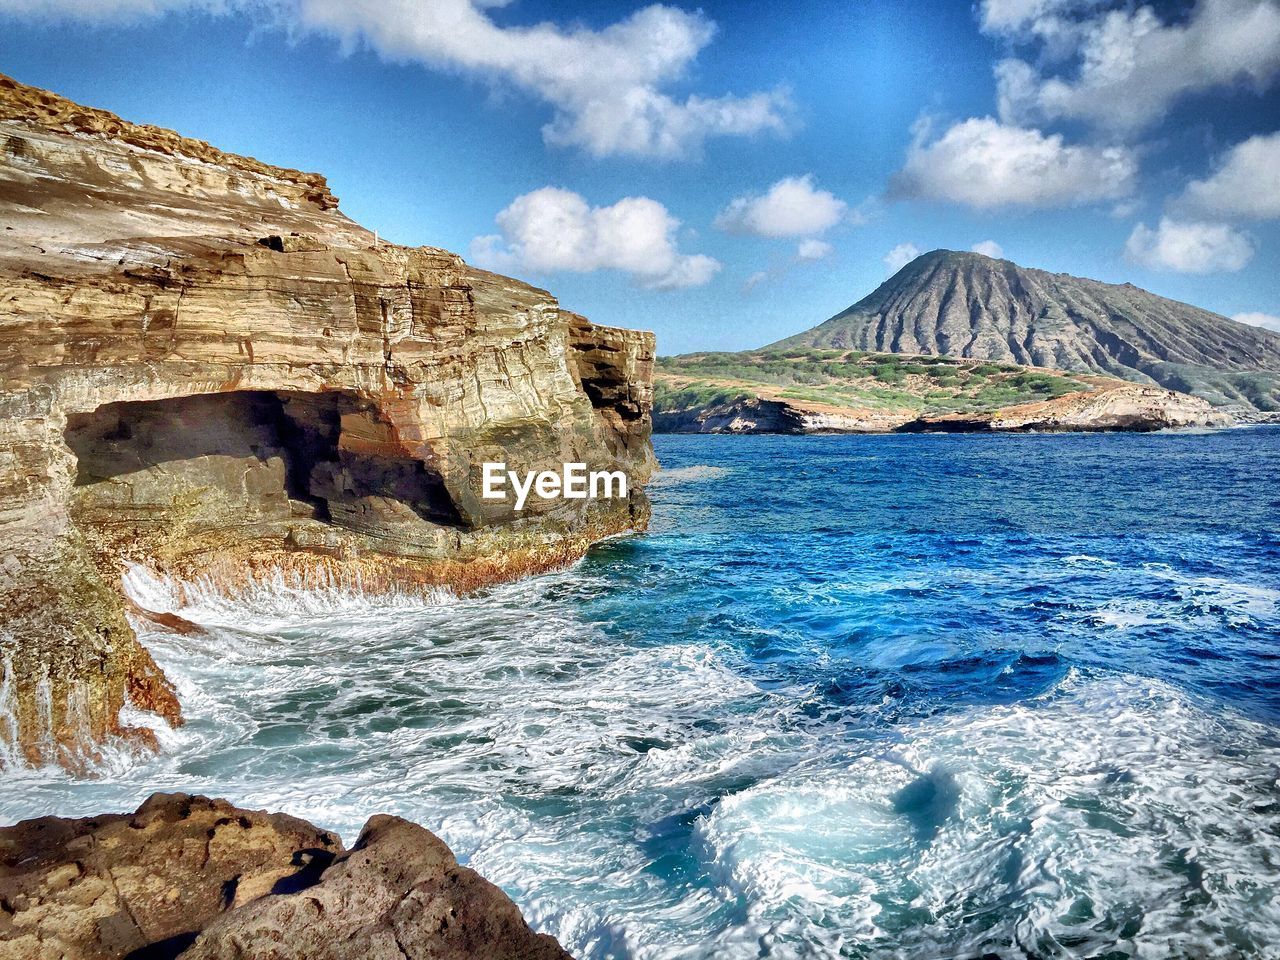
[0, 72, 656, 767]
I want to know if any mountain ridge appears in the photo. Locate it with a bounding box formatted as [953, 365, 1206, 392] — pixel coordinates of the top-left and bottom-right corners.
[769, 250, 1280, 410]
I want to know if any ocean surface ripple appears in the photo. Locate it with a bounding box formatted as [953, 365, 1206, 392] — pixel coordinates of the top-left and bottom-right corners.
[4, 430, 1280, 959]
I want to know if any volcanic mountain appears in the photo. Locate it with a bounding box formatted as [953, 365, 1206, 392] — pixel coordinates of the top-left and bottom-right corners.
[769, 250, 1280, 410]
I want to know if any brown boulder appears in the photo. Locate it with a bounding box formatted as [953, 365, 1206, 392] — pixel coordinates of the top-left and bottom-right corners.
[182, 815, 571, 960]
[0, 794, 572, 960]
[0, 793, 342, 959]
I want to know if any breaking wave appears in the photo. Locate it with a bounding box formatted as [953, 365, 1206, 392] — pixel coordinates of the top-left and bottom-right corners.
[4, 430, 1280, 958]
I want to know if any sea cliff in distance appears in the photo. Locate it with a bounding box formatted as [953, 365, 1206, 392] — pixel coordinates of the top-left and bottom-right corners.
[655, 250, 1280, 434]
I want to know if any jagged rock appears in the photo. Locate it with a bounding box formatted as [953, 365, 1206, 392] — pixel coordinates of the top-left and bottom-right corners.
[0, 72, 655, 766]
[0, 793, 343, 959]
[0, 794, 571, 960]
[182, 815, 571, 960]
[772, 249, 1280, 410]
[566, 312, 654, 468]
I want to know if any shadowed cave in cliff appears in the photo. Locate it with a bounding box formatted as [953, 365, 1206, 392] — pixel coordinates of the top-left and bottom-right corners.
[63, 390, 463, 541]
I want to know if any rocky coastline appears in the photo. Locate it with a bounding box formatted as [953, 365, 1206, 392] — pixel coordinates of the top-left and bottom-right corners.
[0, 70, 655, 769]
[0, 793, 571, 959]
[656, 373, 1230, 434]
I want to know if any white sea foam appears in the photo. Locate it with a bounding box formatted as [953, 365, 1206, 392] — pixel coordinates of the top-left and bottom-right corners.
[4, 566, 1279, 959]
[0, 653, 21, 769]
[1077, 564, 1280, 632]
[122, 563, 456, 630]
[700, 671, 1280, 958]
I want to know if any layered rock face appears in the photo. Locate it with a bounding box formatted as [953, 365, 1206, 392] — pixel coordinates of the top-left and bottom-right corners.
[0, 793, 571, 960]
[772, 250, 1280, 410]
[0, 73, 655, 766]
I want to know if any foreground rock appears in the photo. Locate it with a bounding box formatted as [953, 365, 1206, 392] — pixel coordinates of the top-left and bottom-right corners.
[0, 72, 655, 765]
[0, 793, 571, 960]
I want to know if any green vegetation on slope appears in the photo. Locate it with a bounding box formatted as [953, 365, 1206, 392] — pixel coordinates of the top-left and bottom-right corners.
[766, 249, 1280, 411]
[654, 349, 1089, 416]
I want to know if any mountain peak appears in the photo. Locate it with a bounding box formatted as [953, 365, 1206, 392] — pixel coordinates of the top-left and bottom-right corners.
[769, 252, 1280, 410]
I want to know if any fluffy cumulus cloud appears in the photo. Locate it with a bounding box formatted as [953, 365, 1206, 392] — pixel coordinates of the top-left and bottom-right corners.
[796, 238, 833, 261]
[1123, 218, 1255, 273]
[0, 0, 789, 160]
[714, 175, 848, 238]
[471, 187, 719, 290]
[883, 243, 922, 273]
[971, 240, 1005, 258]
[979, 0, 1102, 34]
[1179, 131, 1280, 219]
[892, 117, 1136, 209]
[984, 0, 1280, 133]
[1234, 312, 1280, 332]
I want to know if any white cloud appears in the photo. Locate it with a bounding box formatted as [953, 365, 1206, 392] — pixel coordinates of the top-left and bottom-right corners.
[884, 243, 922, 273]
[796, 238, 833, 261]
[1123, 218, 1255, 273]
[988, 0, 1280, 134]
[971, 240, 1005, 258]
[979, 0, 1111, 34]
[0, 0, 790, 160]
[981, 0, 1068, 32]
[892, 117, 1136, 209]
[714, 175, 848, 237]
[1234, 312, 1280, 332]
[0, 0, 224, 16]
[743, 271, 769, 293]
[1179, 131, 1280, 220]
[470, 187, 720, 290]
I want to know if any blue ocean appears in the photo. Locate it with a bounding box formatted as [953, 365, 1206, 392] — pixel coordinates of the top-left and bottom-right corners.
[5, 429, 1280, 959]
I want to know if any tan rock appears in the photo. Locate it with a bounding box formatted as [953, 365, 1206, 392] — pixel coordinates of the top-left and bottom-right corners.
[0, 793, 343, 960]
[0, 794, 571, 960]
[0, 72, 655, 766]
[906, 381, 1232, 432]
[182, 814, 572, 960]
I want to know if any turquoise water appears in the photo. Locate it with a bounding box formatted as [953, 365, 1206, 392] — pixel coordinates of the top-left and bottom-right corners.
[5, 429, 1280, 958]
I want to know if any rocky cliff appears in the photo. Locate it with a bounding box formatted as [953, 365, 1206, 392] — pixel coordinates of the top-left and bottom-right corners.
[0, 73, 655, 767]
[657, 380, 1225, 434]
[655, 349, 1228, 434]
[770, 250, 1280, 411]
[0, 793, 571, 959]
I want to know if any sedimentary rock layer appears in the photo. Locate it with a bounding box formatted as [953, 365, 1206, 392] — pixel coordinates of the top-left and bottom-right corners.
[0, 73, 655, 765]
[0, 793, 571, 960]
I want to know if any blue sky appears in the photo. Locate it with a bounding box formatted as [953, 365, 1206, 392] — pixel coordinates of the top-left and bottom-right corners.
[2, 0, 1279, 354]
